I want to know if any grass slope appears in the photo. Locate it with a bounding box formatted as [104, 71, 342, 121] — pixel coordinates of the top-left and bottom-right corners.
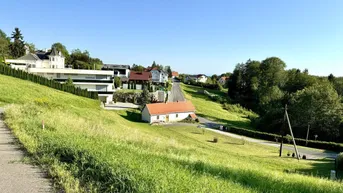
[181, 83, 253, 128]
[0, 74, 342, 193]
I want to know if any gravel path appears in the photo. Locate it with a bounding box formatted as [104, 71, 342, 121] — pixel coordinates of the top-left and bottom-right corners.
[0, 108, 52, 193]
[168, 81, 186, 102]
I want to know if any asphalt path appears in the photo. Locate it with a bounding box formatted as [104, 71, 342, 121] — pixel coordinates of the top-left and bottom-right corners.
[0, 108, 52, 193]
[168, 81, 186, 102]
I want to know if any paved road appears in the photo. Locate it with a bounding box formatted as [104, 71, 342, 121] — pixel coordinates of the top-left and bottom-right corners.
[168, 81, 186, 102]
[0, 108, 52, 193]
[197, 116, 338, 160]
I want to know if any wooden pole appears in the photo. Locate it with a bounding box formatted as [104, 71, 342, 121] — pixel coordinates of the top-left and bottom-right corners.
[285, 105, 300, 160]
[279, 135, 283, 157]
[306, 123, 310, 146]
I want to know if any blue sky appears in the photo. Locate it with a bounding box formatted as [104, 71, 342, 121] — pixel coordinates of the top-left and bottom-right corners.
[1, 0, 343, 76]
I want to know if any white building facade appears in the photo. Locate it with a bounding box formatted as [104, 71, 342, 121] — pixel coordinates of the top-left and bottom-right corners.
[151, 69, 168, 84]
[141, 101, 196, 123]
[6, 49, 114, 103]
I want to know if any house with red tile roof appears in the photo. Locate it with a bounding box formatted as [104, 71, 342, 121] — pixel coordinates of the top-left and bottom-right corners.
[141, 101, 196, 123]
[122, 71, 152, 90]
[171, 71, 179, 78]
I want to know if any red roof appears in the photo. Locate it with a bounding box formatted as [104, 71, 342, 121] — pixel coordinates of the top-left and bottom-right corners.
[129, 71, 152, 81]
[145, 101, 195, 115]
[172, 71, 179, 77]
[190, 113, 197, 119]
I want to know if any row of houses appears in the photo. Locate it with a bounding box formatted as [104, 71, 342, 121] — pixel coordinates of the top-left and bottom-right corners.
[4, 48, 199, 124]
[5, 48, 180, 103]
[5, 48, 115, 103]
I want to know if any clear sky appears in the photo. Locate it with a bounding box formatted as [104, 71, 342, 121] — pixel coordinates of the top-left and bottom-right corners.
[1, 0, 343, 76]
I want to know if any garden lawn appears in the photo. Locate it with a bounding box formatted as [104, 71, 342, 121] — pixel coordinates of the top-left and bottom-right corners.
[0, 74, 342, 193]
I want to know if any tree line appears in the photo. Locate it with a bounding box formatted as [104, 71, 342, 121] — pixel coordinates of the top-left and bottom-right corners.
[228, 57, 343, 142]
[0, 28, 103, 70]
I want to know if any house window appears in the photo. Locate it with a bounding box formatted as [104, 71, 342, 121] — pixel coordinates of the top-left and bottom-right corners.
[176, 114, 178, 118]
[157, 115, 159, 120]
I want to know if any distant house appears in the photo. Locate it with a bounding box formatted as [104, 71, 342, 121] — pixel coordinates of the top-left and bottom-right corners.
[122, 71, 152, 90]
[150, 68, 168, 84]
[6, 47, 65, 70]
[141, 101, 196, 123]
[185, 74, 207, 83]
[102, 64, 130, 82]
[218, 76, 229, 85]
[171, 71, 179, 78]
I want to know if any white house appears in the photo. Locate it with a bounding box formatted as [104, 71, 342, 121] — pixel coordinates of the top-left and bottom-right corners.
[141, 101, 196, 123]
[185, 74, 208, 83]
[6, 47, 65, 69]
[6, 49, 114, 104]
[150, 68, 168, 84]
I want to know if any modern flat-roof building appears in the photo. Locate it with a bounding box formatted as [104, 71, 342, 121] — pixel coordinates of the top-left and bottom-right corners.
[5, 49, 114, 103]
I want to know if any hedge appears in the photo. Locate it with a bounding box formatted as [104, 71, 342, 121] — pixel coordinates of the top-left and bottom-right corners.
[0, 63, 98, 100]
[224, 126, 343, 152]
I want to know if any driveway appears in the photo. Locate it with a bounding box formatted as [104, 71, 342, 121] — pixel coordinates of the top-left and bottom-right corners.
[168, 82, 186, 102]
[196, 116, 337, 159]
[0, 108, 52, 192]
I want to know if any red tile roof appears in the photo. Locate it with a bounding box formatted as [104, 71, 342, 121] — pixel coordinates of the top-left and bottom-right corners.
[190, 113, 197, 119]
[129, 71, 152, 81]
[145, 101, 195, 115]
[172, 71, 179, 77]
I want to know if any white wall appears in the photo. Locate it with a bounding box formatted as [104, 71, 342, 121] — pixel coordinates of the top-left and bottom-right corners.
[143, 110, 195, 123]
[197, 76, 207, 83]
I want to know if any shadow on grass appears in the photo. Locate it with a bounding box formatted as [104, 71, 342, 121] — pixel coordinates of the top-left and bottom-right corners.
[119, 111, 144, 123]
[285, 159, 339, 179]
[223, 141, 244, 145]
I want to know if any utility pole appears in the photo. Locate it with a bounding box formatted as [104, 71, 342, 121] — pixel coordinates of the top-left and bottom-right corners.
[306, 124, 310, 146]
[279, 112, 286, 157]
[285, 104, 300, 160]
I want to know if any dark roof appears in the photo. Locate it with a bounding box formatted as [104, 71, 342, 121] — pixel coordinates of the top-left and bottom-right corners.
[129, 71, 151, 81]
[17, 53, 40, 61]
[49, 47, 59, 56]
[35, 51, 49, 60]
[102, 64, 130, 70]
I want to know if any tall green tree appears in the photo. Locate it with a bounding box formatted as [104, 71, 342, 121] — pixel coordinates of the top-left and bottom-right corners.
[289, 83, 342, 141]
[141, 87, 151, 107]
[0, 30, 10, 61]
[131, 64, 145, 72]
[52, 42, 71, 64]
[26, 43, 36, 53]
[9, 27, 25, 58]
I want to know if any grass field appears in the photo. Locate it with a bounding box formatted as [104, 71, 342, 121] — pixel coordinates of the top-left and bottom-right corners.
[181, 83, 255, 129]
[0, 74, 342, 192]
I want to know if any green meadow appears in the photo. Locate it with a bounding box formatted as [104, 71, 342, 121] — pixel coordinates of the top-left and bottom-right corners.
[0, 74, 342, 192]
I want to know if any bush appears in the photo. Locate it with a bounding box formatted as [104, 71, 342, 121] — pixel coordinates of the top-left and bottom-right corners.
[336, 153, 343, 170]
[213, 137, 218, 143]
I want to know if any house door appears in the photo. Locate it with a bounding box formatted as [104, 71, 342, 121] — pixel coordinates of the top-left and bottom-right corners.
[166, 115, 169, 122]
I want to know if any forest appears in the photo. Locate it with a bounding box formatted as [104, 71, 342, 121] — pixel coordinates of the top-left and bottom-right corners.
[228, 57, 343, 142]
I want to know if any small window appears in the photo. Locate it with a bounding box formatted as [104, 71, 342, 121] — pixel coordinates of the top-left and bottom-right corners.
[157, 115, 159, 120]
[176, 114, 178, 118]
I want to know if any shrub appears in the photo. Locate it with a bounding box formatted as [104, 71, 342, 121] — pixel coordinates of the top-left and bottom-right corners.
[302, 155, 307, 159]
[213, 137, 218, 143]
[336, 153, 343, 170]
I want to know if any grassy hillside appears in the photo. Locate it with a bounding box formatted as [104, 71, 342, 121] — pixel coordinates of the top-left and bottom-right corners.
[0, 74, 342, 192]
[181, 83, 254, 129]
